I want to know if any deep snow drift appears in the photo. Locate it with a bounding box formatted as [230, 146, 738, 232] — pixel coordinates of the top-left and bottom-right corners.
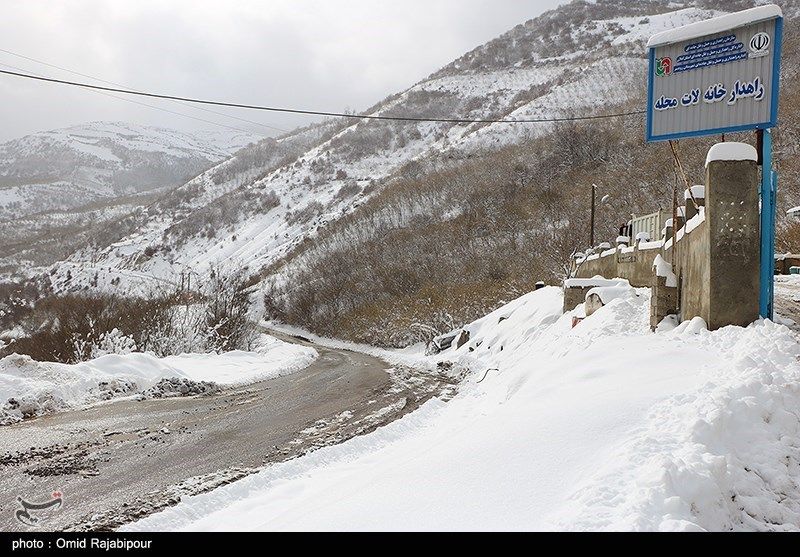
[125, 287, 800, 532]
[0, 334, 317, 425]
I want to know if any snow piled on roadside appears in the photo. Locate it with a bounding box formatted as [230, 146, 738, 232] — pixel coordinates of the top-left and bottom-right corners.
[0, 335, 317, 424]
[161, 335, 318, 387]
[0, 353, 182, 424]
[262, 321, 432, 372]
[126, 288, 800, 531]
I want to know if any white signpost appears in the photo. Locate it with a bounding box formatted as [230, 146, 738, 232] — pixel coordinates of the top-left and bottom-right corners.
[646, 5, 784, 318]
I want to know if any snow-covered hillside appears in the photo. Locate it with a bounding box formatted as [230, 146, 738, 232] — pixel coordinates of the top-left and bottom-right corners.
[0, 121, 258, 219]
[124, 287, 800, 532]
[45, 2, 733, 294]
[0, 122, 260, 274]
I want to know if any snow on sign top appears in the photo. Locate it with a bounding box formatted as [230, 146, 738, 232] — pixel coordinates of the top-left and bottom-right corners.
[646, 5, 783, 142]
[647, 5, 783, 48]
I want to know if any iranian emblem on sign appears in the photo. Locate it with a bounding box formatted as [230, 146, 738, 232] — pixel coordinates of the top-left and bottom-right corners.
[655, 57, 672, 77]
[750, 32, 771, 57]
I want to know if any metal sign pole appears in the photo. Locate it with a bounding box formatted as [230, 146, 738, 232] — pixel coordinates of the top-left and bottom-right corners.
[759, 128, 776, 319]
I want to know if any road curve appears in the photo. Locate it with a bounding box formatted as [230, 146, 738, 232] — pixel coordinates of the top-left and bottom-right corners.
[0, 333, 448, 531]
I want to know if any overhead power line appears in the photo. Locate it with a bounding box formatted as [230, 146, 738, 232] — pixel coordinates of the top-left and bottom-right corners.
[0, 61, 236, 158]
[0, 68, 646, 125]
[0, 48, 286, 135]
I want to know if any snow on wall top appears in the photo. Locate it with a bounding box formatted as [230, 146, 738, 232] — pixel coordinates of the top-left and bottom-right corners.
[705, 142, 758, 167]
[563, 277, 627, 289]
[646, 4, 783, 48]
[586, 282, 635, 305]
[653, 254, 678, 287]
[685, 185, 705, 200]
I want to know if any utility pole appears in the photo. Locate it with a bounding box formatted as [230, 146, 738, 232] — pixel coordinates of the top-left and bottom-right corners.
[589, 183, 597, 247]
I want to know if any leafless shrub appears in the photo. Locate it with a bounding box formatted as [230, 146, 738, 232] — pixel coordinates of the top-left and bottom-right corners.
[286, 201, 324, 226]
[2, 267, 257, 362]
[203, 268, 257, 352]
[333, 181, 362, 203]
[3, 294, 178, 363]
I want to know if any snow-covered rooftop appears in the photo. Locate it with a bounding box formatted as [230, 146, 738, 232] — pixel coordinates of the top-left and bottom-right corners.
[705, 142, 758, 167]
[647, 4, 783, 48]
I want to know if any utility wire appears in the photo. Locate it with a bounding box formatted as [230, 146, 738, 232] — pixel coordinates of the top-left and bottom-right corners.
[0, 49, 285, 135]
[0, 48, 286, 134]
[0, 61, 233, 158]
[0, 67, 647, 125]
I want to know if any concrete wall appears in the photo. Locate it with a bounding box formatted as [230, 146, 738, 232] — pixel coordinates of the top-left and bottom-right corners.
[669, 219, 710, 324]
[563, 286, 592, 312]
[570, 155, 760, 331]
[575, 244, 662, 287]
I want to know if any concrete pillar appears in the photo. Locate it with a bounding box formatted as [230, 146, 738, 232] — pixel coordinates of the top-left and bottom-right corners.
[650, 275, 678, 331]
[663, 219, 674, 242]
[685, 201, 698, 222]
[563, 286, 591, 313]
[705, 153, 760, 329]
[676, 206, 686, 231]
[684, 185, 705, 221]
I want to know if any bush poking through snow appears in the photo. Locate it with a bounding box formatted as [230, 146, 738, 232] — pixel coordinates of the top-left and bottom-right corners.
[1, 268, 258, 363]
[3, 294, 175, 363]
[203, 268, 257, 353]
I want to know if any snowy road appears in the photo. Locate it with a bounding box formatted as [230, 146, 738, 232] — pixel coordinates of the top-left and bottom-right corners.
[0, 333, 450, 531]
[123, 287, 800, 532]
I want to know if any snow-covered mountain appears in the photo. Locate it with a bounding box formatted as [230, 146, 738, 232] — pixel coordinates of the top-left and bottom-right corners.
[46, 1, 737, 295]
[0, 122, 260, 273]
[0, 121, 259, 220]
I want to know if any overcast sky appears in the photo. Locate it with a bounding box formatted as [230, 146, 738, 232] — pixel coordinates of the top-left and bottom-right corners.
[0, 0, 566, 142]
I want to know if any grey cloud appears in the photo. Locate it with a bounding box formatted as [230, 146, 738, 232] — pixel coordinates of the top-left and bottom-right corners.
[0, 0, 564, 141]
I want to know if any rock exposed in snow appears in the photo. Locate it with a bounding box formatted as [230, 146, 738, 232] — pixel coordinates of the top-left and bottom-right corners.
[585, 280, 637, 316]
[143, 378, 219, 399]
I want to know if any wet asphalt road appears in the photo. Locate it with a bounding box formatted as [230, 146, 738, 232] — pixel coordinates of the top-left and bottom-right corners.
[0, 334, 448, 531]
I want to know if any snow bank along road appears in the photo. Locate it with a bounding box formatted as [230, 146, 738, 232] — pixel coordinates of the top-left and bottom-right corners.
[0, 332, 452, 531]
[126, 287, 800, 532]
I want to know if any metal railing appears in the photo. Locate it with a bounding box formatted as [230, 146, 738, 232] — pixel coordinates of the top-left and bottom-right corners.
[629, 209, 666, 242]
